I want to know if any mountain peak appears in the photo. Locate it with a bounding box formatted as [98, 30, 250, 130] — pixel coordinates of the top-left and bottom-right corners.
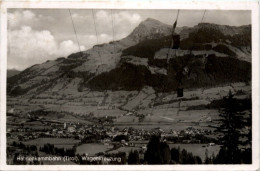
[127, 18, 172, 42]
[138, 17, 171, 29]
[144, 17, 157, 21]
[141, 18, 162, 24]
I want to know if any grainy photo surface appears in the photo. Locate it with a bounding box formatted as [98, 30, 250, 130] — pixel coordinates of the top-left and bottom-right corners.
[6, 8, 253, 165]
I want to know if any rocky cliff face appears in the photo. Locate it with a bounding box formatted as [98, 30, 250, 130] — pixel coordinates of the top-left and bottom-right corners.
[7, 18, 251, 97]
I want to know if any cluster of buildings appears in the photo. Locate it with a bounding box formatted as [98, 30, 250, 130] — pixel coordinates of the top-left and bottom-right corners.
[6, 104, 220, 150]
[7, 117, 215, 145]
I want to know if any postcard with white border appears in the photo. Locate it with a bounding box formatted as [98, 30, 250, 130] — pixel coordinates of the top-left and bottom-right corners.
[0, 0, 259, 170]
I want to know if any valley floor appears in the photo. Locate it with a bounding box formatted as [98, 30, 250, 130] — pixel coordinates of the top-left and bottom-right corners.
[6, 82, 251, 164]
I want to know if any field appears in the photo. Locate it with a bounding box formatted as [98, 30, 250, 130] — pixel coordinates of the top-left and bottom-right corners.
[108, 143, 221, 161]
[108, 146, 141, 156]
[7, 82, 250, 162]
[122, 90, 151, 110]
[168, 144, 221, 161]
[7, 83, 251, 133]
[115, 123, 216, 131]
[76, 143, 113, 156]
[22, 138, 80, 148]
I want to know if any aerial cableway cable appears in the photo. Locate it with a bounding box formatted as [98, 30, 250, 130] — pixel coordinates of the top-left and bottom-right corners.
[68, 9, 82, 53]
[91, 9, 108, 103]
[110, 9, 122, 89]
[166, 9, 180, 63]
[153, 10, 207, 121]
[162, 9, 181, 117]
[148, 9, 181, 120]
[201, 10, 207, 56]
[163, 9, 208, 118]
[201, 10, 206, 23]
[92, 9, 120, 107]
[190, 9, 207, 54]
[68, 9, 96, 97]
[110, 9, 116, 54]
[92, 9, 104, 73]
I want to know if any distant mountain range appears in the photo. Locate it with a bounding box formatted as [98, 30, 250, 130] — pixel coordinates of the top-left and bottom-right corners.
[7, 18, 251, 96]
[7, 69, 21, 78]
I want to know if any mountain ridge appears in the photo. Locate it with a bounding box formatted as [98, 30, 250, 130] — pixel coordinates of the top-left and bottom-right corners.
[7, 18, 251, 97]
[7, 69, 21, 78]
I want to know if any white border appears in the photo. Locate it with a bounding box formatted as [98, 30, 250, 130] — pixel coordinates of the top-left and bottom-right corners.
[0, 1, 259, 171]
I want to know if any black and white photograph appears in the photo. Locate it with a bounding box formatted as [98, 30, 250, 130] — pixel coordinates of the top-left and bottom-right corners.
[1, 0, 259, 170]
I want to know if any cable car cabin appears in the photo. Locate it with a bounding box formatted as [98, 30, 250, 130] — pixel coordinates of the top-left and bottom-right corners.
[172, 34, 180, 49]
[177, 88, 183, 97]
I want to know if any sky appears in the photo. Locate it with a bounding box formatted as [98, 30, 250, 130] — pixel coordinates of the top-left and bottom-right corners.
[7, 9, 251, 70]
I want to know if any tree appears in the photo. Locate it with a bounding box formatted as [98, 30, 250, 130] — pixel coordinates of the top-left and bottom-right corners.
[144, 136, 163, 164]
[128, 150, 140, 164]
[215, 91, 249, 164]
[144, 136, 171, 164]
[170, 146, 202, 164]
[204, 149, 213, 164]
[160, 142, 171, 164]
[195, 156, 202, 164]
[171, 147, 180, 163]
